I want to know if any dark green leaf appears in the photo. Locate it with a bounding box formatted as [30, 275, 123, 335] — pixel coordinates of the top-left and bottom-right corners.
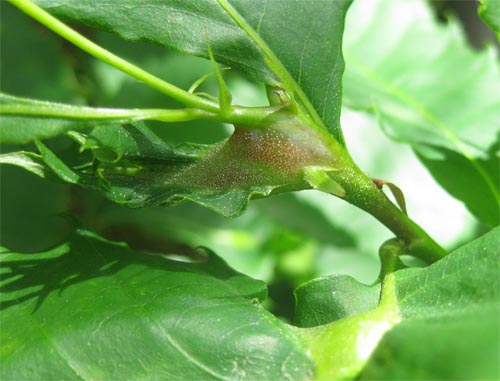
[33, 0, 352, 141]
[0, 228, 314, 380]
[81, 122, 200, 163]
[96, 118, 332, 217]
[343, 0, 500, 225]
[479, 0, 500, 36]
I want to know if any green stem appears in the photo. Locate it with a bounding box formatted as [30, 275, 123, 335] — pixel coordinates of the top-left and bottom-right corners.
[292, 113, 447, 264]
[330, 155, 447, 263]
[0, 104, 213, 123]
[1, 102, 284, 126]
[1, 101, 283, 128]
[269, 111, 447, 264]
[378, 239, 406, 280]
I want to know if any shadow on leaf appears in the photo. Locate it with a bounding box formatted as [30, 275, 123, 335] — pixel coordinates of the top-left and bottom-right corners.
[0, 228, 263, 312]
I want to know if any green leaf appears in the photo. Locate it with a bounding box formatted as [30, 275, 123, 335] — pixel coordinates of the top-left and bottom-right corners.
[343, 0, 500, 226]
[0, 151, 51, 179]
[295, 227, 500, 380]
[361, 308, 500, 380]
[479, 0, 500, 37]
[32, 0, 352, 141]
[294, 275, 380, 328]
[0, 228, 314, 380]
[81, 122, 200, 163]
[361, 226, 500, 380]
[9, 115, 336, 217]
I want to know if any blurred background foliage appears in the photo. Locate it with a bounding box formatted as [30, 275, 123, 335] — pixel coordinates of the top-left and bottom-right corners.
[0, 0, 493, 320]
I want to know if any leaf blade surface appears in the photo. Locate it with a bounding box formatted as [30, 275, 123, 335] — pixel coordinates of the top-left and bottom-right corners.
[0, 229, 314, 380]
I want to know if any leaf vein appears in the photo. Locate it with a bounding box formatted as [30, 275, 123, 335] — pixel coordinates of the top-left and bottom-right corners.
[19, 303, 86, 380]
[80, 233, 229, 380]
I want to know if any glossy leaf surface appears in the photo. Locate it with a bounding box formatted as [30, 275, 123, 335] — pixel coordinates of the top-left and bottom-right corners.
[0, 229, 314, 380]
